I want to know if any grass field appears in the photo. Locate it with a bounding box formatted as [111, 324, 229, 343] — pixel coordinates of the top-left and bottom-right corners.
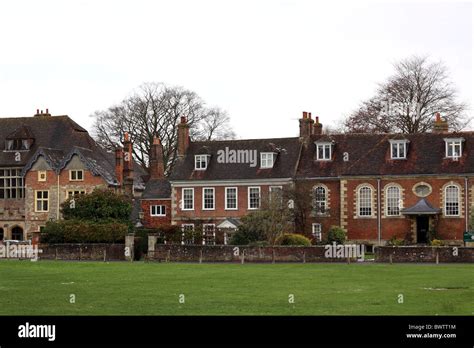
[0, 261, 473, 315]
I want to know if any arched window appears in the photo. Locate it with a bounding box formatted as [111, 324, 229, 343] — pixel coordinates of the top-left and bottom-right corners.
[358, 186, 372, 216]
[445, 185, 460, 216]
[386, 186, 401, 216]
[0, 228, 4, 241]
[11, 226, 23, 241]
[313, 186, 327, 214]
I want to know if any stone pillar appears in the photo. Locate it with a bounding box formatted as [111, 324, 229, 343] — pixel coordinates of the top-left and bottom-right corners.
[125, 234, 134, 261]
[148, 234, 158, 259]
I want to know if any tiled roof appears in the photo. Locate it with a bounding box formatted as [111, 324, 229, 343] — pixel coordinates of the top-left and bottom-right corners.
[296, 132, 474, 178]
[169, 137, 302, 181]
[401, 198, 441, 215]
[141, 179, 171, 199]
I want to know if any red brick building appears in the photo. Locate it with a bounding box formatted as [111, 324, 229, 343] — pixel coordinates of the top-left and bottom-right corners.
[141, 113, 473, 246]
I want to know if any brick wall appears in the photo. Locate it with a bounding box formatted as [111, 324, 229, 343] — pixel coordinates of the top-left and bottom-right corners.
[140, 199, 171, 228]
[38, 243, 125, 261]
[375, 246, 474, 263]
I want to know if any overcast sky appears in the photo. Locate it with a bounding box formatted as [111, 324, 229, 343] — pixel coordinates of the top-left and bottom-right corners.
[0, 0, 472, 139]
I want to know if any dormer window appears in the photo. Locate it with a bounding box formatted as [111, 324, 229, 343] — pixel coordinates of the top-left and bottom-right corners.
[389, 139, 409, 159]
[444, 138, 464, 159]
[194, 155, 209, 170]
[316, 142, 332, 161]
[260, 152, 276, 168]
[5, 139, 32, 151]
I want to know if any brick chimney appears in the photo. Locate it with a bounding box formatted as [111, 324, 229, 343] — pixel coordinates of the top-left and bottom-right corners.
[123, 132, 134, 197]
[433, 112, 449, 133]
[149, 136, 165, 179]
[299, 111, 314, 138]
[34, 108, 52, 117]
[313, 116, 323, 135]
[115, 147, 124, 186]
[177, 116, 190, 157]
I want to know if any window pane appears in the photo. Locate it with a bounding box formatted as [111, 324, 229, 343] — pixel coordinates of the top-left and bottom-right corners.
[359, 187, 372, 216]
[386, 186, 400, 216]
[445, 185, 459, 216]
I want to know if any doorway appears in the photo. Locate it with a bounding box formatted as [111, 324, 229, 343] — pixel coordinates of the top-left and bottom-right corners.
[416, 216, 429, 244]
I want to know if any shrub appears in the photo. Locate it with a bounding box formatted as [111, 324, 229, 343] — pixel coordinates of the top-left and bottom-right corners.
[326, 226, 346, 244]
[276, 233, 311, 246]
[387, 236, 404, 246]
[41, 220, 128, 243]
[230, 215, 266, 245]
[430, 239, 443, 246]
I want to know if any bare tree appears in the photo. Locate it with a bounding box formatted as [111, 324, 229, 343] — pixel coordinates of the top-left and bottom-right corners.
[92, 82, 235, 174]
[343, 56, 469, 134]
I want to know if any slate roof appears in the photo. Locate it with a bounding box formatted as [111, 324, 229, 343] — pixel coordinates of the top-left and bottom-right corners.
[169, 137, 302, 181]
[1, 115, 146, 189]
[297, 132, 474, 178]
[401, 198, 441, 215]
[141, 179, 171, 199]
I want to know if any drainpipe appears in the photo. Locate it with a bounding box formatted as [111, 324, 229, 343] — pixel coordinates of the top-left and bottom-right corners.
[377, 178, 381, 245]
[465, 177, 469, 232]
[57, 173, 60, 220]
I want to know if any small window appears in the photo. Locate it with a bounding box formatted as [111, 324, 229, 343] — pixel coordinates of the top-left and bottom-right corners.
[182, 188, 194, 210]
[35, 190, 49, 212]
[248, 187, 261, 209]
[313, 186, 327, 214]
[69, 170, 84, 181]
[202, 224, 216, 245]
[195, 155, 209, 170]
[445, 138, 464, 159]
[225, 187, 238, 210]
[67, 190, 86, 199]
[38, 171, 47, 182]
[181, 224, 195, 245]
[316, 143, 332, 161]
[312, 223, 322, 241]
[269, 186, 283, 204]
[260, 153, 275, 168]
[390, 140, 408, 159]
[150, 205, 166, 216]
[202, 188, 215, 210]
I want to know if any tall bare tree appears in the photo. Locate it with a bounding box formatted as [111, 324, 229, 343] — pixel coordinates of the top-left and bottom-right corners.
[343, 56, 469, 134]
[92, 83, 235, 174]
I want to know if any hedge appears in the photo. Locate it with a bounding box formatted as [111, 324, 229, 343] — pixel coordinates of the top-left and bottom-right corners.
[41, 220, 128, 243]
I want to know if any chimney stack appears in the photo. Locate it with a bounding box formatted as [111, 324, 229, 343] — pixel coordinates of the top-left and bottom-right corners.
[34, 108, 52, 117]
[313, 116, 323, 135]
[149, 135, 165, 179]
[115, 147, 124, 186]
[433, 112, 449, 133]
[177, 116, 190, 157]
[299, 111, 314, 139]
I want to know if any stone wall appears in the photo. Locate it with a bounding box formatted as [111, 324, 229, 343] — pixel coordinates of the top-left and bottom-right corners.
[38, 243, 125, 261]
[375, 246, 474, 263]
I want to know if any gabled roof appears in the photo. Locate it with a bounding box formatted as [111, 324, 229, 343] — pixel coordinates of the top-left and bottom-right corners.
[297, 131, 474, 178]
[401, 198, 441, 215]
[169, 137, 302, 181]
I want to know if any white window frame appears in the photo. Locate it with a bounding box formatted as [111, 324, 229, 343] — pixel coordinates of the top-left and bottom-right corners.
[313, 185, 327, 215]
[385, 186, 401, 216]
[444, 185, 460, 217]
[181, 188, 194, 211]
[181, 224, 195, 245]
[358, 186, 373, 217]
[389, 140, 408, 160]
[202, 187, 215, 210]
[316, 142, 332, 161]
[248, 186, 261, 210]
[225, 187, 238, 210]
[194, 155, 209, 170]
[260, 152, 275, 169]
[202, 223, 216, 245]
[35, 190, 49, 212]
[269, 186, 283, 204]
[150, 205, 166, 217]
[69, 169, 84, 181]
[444, 138, 464, 159]
[38, 171, 47, 182]
[312, 223, 322, 242]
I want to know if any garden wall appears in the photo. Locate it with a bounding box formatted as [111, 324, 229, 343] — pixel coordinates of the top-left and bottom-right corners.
[38, 243, 126, 261]
[375, 246, 474, 263]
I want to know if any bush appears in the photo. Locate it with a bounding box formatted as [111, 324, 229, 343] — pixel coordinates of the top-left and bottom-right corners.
[230, 215, 266, 245]
[326, 226, 346, 244]
[387, 236, 405, 246]
[41, 220, 128, 243]
[276, 233, 311, 246]
[430, 239, 443, 246]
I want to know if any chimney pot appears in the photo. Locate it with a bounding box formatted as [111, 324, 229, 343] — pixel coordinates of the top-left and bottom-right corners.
[435, 112, 441, 122]
[36, 109, 39, 114]
[308, 112, 312, 120]
[46, 108, 49, 114]
[180, 116, 187, 123]
[124, 132, 129, 141]
[302, 111, 308, 119]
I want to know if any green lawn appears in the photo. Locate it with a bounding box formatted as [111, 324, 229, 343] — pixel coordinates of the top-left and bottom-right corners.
[0, 261, 473, 315]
